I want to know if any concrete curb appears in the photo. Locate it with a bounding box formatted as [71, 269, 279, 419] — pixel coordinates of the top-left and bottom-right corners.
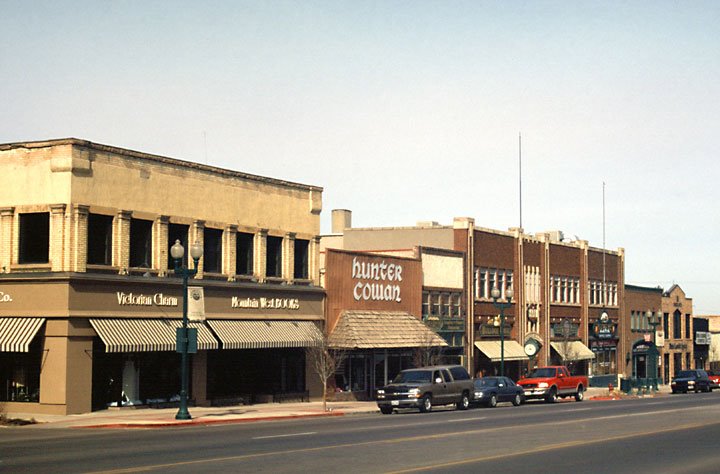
[78, 410, 349, 429]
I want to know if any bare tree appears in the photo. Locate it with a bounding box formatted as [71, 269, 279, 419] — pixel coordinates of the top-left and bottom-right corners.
[306, 332, 346, 412]
[558, 324, 581, 374]
[412, 323, 443, 368]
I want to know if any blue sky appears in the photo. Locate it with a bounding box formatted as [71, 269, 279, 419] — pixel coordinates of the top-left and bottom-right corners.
[2, 1, 719, 312]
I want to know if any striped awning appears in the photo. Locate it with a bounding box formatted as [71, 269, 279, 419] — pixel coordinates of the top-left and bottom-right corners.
[475, 340, 529, 362]
[0, 318, 45, 352]
[89, 319, 219, 353]
[550, 341, 596, 361]
[207, 320, 323, 349]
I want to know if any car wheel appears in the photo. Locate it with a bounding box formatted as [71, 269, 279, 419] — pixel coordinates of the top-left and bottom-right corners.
[419, 395, 432, 413]
[457, 392, 470, 411]
[380, 406, 393, 415]
[575, 386, 584, 402]
[546, 387, 558, 403]
[512, 393, 522, 406]
[487, 393, 497, 408]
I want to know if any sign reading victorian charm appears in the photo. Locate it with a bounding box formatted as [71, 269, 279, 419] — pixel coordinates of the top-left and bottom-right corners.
[116, 292, 178, 307]
[351, 256, 403, 302]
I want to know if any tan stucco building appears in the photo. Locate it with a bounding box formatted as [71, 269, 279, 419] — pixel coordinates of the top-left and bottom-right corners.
[0, 138, 325, 415]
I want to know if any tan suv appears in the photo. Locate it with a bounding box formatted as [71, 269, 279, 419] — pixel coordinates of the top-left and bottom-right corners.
[376, 365, 474, 414]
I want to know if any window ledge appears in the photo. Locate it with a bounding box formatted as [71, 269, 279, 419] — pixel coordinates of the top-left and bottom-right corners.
[202, 272, 227, 281]
[291, 278, 313, 286]
[10, 263, 51, 272]
[233, 274, 257, 282]
[86, 264, 120, 274]
[128, 267, 159, 277]
[264, 276, 286, 284]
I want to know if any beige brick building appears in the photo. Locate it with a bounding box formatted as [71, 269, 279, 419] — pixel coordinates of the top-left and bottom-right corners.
[0, 138, 325, 415]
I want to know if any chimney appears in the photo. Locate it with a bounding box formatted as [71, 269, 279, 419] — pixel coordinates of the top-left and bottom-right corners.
[331, 209, 352, 233]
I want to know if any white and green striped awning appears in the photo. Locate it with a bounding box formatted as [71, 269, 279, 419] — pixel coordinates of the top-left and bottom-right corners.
[0, 318, 45, 352]
[90, 319, 219, 353]
[207, 320, 323, 349]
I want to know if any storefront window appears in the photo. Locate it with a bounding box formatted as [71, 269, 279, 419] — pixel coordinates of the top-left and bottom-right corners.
[591, 347, 617, 376]
[0, 338, 42, 402]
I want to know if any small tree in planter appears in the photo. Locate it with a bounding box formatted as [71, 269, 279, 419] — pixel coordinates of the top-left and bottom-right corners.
[306, 332, 346, 412]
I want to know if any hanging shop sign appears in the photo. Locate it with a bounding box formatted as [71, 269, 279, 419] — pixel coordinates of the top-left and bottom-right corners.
[551, 322, 579, 338]
[592, 312, 617, 339]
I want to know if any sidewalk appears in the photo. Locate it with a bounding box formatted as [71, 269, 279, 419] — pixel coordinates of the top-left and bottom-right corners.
[2, 385, 671, 429]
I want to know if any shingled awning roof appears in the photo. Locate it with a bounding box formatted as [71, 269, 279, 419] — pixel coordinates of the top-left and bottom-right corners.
[328, 311, 448, 349]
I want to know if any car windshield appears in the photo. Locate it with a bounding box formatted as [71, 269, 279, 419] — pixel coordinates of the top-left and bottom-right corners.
[393, 370, 432, 384]
[527, 368, 556, 378]
[475, 378, 499, 387]
[677, 370, 695, 378]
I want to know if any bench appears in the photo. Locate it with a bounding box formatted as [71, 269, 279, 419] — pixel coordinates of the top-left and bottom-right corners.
[273, 391, 310, 403]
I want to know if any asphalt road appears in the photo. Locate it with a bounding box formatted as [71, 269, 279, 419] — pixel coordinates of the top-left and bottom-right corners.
[3, 393, 720, 473]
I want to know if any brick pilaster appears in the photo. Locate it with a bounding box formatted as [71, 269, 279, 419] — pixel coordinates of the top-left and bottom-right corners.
[0, 207, 14, 272]
[49, 204, 67, 272]
[192, 220, 205, 278]
[154, 215, 169, 276]
[72, 205, 89, 272]
[255, 229, 267, 282]
[284, 232, 296, 281]
[309, 236, 320, 286]
[114, 210, 131, 274]
[224, 225, 237, 279]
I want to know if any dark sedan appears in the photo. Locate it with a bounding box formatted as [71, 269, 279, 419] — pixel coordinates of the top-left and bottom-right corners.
[671, 369, 712, 393]
[471, 376, 525, 407]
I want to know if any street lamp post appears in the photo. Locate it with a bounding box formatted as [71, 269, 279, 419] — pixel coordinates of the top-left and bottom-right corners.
[170, 239, 203, 420]
[491, 286, 514, 377]
[644, 310, 662, 392]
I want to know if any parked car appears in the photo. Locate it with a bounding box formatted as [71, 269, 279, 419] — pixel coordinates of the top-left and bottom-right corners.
[472, 376, 525, 408]
[706, 370, 720, 390]
[516, 366, 588, 403]
[671, 369, 712, 393]
[376, 365, 474, 414]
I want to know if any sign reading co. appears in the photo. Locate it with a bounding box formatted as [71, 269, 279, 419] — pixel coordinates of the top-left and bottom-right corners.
[0, 291, 12, 303]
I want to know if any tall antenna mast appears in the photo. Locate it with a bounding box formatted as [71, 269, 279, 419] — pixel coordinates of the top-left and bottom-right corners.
[519, 132, 523, 229]
[602, 181, 606, 307]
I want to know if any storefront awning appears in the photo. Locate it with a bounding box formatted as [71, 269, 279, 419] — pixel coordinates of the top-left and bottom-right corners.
[474, 340, 529, 361]
[550, 341, 596, 361]
[89, 319, 219, 353]
[0, 318, 45, 352]
[206, 320, 324, 349]
[328, 311, 448, 349]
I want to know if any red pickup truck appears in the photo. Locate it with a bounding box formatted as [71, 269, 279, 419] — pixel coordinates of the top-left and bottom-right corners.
[516, 366, 588, 403]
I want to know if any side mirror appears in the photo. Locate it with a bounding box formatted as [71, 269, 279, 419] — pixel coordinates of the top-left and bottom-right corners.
[558, 373, 565, 378]
[435, 377, 443, 384]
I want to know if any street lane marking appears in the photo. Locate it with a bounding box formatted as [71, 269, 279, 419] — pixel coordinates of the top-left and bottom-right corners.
[86, 405, 720, 474]
[386, 421, 720, 473]
[446, 417, 487, 423]
[252, 431, 316, 440]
